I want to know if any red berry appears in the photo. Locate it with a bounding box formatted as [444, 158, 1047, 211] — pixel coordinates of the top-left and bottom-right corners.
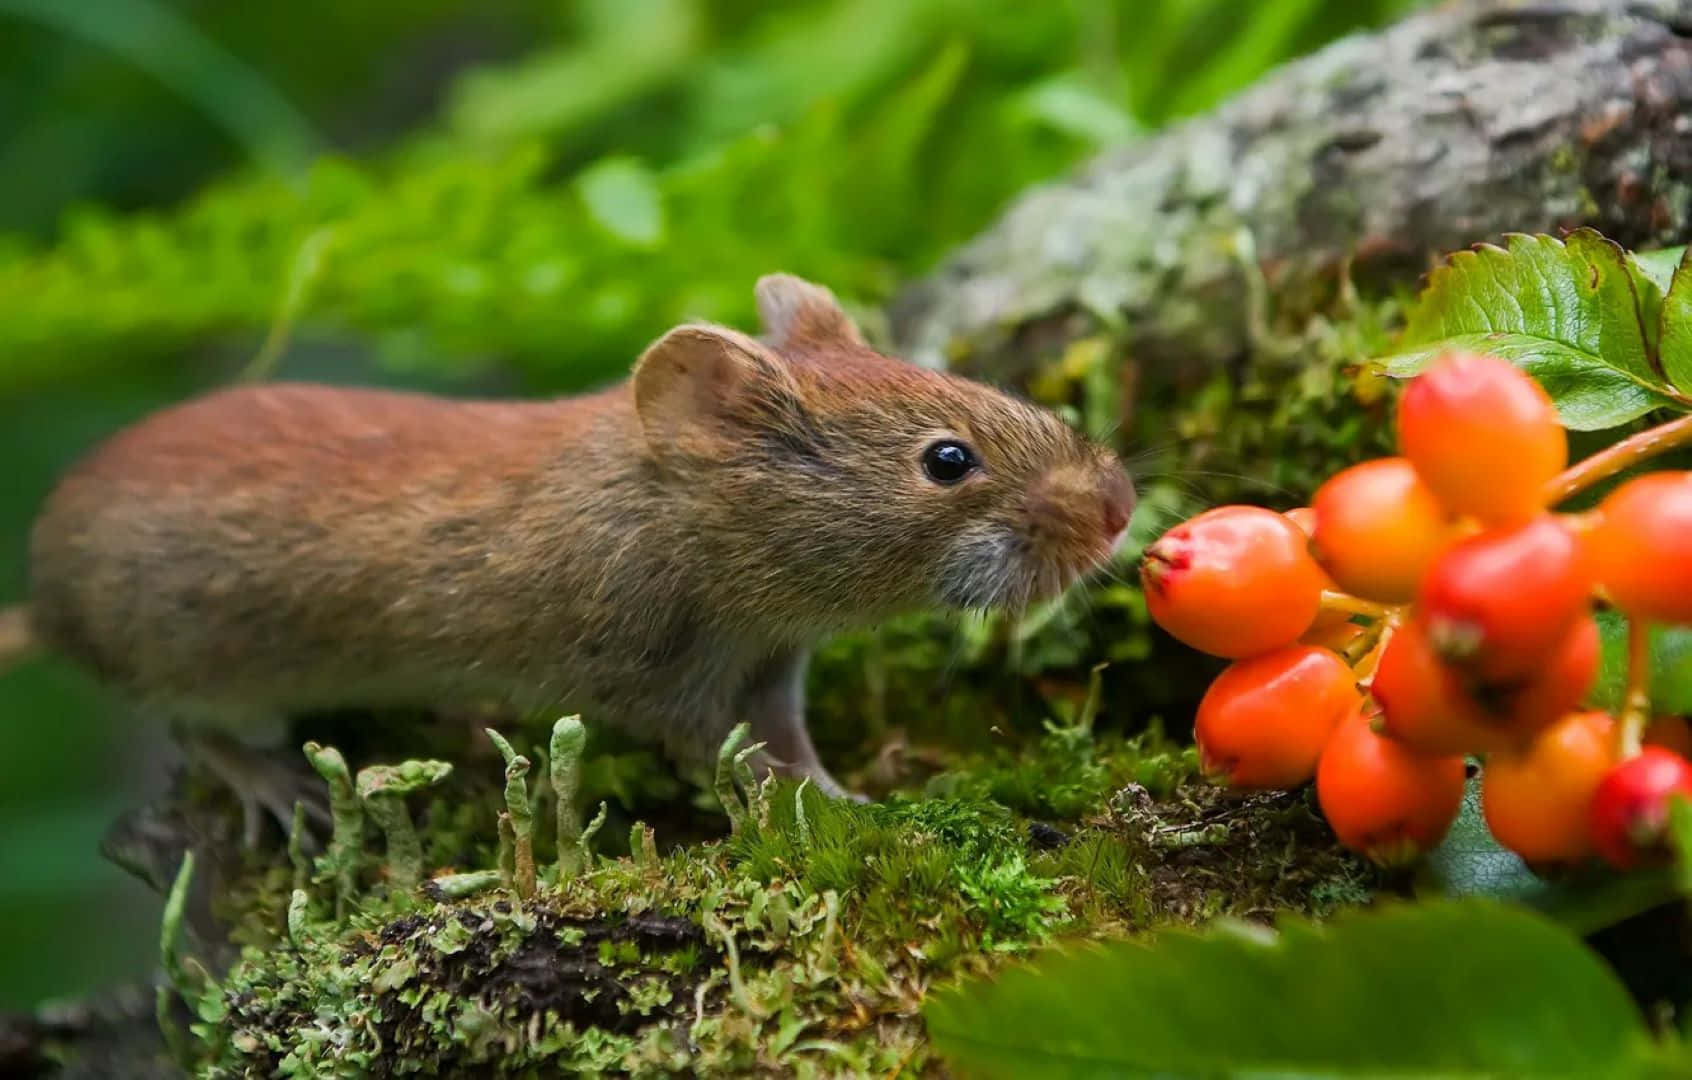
[1481, 612, 1599, 740]
[1372, 618, 1502, 756]
[1374, 613, 1599, 757]
[1195, 645, 1361, 789]
[1310, 458, 1457, 603]
[1590, 748, 1692, 869]
[1317, 703, 1466, 867]
[1397, 351, 1566, 525]
[1418, 516, 1594, 683]
[1142, 506, 1327, 659]
[1482, 711, 1615, 864]
[1589, 472, 1692, 624]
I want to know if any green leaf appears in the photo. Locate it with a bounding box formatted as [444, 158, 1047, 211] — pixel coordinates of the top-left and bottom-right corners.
[1594, 610, 1692, 716]
[1418, 775, 1542, 901]
[1419, 774, 1675, 935]
[925, 899, 1674, 1079]
[1661, 246, 1692, 394]
[1376, 231, 1681, 431]
[575, 156, 665, 248]
[1632, 246, 1687, 294]
[1379, 333, 1670, 430]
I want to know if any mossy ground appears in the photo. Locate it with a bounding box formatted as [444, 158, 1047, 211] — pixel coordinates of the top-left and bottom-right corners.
[139, 699, 1376, 1078]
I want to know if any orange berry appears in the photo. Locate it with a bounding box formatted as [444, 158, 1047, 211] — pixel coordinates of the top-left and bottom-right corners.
[1141, 506, 1326, 659]
[1396, 351, 1566, 525]
[1588, 471, 1692, 624]
[1283, 506, 1352, 633]
[1317, 703, 1467, 867]
[1418, 516, 1594, 683]
[1310, 458, 1457, 603]
[1195, 645, 1361, 789]
[1482, 710, 1615, 864]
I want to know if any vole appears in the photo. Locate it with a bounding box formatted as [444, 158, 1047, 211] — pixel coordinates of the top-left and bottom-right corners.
[0, 275, 1135, 840]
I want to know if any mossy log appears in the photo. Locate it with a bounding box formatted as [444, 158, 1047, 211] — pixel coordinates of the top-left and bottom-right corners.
[893, 0, 1692, 390]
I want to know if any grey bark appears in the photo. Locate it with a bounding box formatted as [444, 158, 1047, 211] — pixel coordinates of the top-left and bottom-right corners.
[892, 0, 1692, 381]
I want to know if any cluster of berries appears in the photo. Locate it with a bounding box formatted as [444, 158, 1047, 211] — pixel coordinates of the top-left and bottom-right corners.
[1140, 351, 1692, 870]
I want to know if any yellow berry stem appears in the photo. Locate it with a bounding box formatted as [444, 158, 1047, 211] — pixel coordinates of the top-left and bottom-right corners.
[1319, 590, 1392, 620]
[1547, 412, 1692, 505]
[1619, 615, 1652, 760]
[1350, 608, 1404, 688]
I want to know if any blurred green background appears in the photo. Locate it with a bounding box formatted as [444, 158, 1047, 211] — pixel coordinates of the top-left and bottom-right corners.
[0, 0, 1423, 1009]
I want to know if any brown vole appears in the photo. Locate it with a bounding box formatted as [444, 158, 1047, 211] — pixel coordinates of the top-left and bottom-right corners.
[2, 275, 1134, 837]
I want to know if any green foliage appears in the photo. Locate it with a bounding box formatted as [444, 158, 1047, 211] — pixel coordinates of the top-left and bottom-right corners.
[0, 0, 1423, 400]
[1662, 247, 1692, 392]
[925, 899, 1686, 1079]
[1378, 230, 1690, 429]
[1595, 612, 1692, 717]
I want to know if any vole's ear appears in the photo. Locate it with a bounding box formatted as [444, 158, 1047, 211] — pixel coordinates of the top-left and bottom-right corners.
[632, 323, 799, 447]
[755, 274, 863, 351]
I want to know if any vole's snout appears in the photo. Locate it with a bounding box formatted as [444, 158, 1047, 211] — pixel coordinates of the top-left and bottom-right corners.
[1099, 465, 1136, 544]
[1028, 457, 1136, 564]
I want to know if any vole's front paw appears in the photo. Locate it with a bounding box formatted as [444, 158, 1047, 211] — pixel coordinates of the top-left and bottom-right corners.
[179, 730, 334, 850]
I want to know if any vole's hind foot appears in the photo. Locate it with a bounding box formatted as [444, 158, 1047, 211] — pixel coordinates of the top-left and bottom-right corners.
[177, 729, 334, 850]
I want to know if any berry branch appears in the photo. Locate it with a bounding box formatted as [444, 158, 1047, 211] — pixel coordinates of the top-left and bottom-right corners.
[1619, 617, 1652, 760]
[1547, 412, 1692, 505]
[1320, 591, 1391, 620]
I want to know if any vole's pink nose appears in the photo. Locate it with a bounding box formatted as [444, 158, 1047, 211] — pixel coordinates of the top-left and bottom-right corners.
[1100, 469, 1136, 538]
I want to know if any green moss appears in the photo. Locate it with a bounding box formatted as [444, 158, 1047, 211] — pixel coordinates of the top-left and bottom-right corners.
[168, 716, 1374, 1077]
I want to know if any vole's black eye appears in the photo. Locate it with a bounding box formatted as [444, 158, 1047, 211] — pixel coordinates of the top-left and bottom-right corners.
[922, 440, 977, 485]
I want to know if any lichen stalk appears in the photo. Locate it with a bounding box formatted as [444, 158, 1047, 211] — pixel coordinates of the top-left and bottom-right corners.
[488, 729, 536, 899]
[715, 723, 754, 834]
[355, 760, 452, 894]
[550, 716, 588, 880]
[303, 741, 363, 918]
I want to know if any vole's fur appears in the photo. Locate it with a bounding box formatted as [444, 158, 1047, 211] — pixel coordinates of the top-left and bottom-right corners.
[8, 275, 1134, 833]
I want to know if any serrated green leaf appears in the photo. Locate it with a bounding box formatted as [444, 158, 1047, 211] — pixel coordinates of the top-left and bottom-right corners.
[1661, 247, 1692, 394]
[1379, 333, 1672, 430]
[1377, 231, 1683, 431]
[575, 156, 665, 248]
[1419, 775, 1676, 935]
[924, 899, 1673, 1079]
[1633, 247, 1688, 294]
[1594, 610, 1692, 716]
